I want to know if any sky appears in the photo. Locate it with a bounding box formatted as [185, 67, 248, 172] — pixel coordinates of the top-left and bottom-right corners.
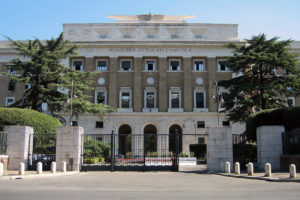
[1, 0, 300, 41]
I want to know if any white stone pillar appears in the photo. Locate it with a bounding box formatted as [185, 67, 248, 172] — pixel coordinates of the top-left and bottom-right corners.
[247, 162, 253, 176]
[234, 162, 240, 174]
[225, 162, 230, 173]
[37, 162, 43, 174]
[19, 162, 25, 175]
[61, 161, 66, 173]
[4, 126, 33, 170]
[51, 162, 56, 173]
[290, 164, 296, 178]
[56, 126, 84, 171]
[257, 126, 284, 171]
[265, 163, 271, 177]
[0, 162, 3, 176]
[207, 127, 233, 172]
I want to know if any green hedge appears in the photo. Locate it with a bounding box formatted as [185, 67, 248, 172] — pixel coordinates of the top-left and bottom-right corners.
[245, 107, 300, 141]
[0, 107, 61, 135]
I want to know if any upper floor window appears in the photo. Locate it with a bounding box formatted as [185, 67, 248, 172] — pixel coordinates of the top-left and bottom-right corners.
[119, 87, 132, 108]
[95, 87, 107, 104]
[8, 81, 15, 92]
[169, 87, 181, 109]
[96, 60, 107, 71]
[169, 60, 180, 71]
[72, 60, 83, 71]
[286, 97, 295, 107]
[195, 92, 204, 108]
[194, 60, 205, 71]
[145, 61, 155, 71]
[218, 61, 229, 71]
[5, 97, 15, 106]
[120, 60, 132, 71]
[144, 87, 156, 109]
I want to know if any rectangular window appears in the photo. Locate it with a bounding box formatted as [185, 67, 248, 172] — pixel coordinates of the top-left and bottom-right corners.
[218, 61, 229, 71]
[146, 92, 155, 108]
[287, 97, 295, 107]
[5, 97, 15, 106]
[171, 92, 180, 108]
[170, 60, 180, 71]
[72, 121, 78, 126]
[95, 121, 104, 128]
[96, 92, 105, 104]
[73, 60, 83, 71]
[121, 92, 130, 108]
[194, 61, 204, 71]
[121, 60, 131, 71]
[195, 92, 204, 108]
[145, 61, 155, 71]
[8, 81, 15, 92]
[9, 68, 16, 75]
[97, 61, 107, 71]
[198, 137, 205, 144]
[223, 121, 230, 126]
[197, 121, 205, 128]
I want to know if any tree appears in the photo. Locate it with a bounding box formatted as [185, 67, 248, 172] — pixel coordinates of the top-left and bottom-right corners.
[2, 33, 114, 122]
[219, 34, 300, 122]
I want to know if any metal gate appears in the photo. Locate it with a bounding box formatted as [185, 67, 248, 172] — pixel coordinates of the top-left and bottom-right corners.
[81, 132, 180, 171]
[0, 131, 7, 155]
[28, 133, 56, 170]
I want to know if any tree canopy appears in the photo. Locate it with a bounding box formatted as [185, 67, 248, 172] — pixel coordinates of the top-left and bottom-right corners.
[2, 33, 114, 122]
[219, 34, 300, 122]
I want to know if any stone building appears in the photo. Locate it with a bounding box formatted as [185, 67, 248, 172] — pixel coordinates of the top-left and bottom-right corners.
[0, 14, 299, 154]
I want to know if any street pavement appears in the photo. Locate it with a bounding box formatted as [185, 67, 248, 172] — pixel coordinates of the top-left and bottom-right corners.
[0, 170, 300, 200]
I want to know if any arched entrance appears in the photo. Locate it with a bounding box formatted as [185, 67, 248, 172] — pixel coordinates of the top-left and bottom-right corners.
[118, 124, 132, 158]
[144, 124, 157, 154]
[169, 124, 182, 154]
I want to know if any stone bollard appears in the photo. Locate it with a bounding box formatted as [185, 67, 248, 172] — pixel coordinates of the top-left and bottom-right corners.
[225, 162, 230, 173]
[290, 164, 297, 179]
[0, 162, 3, 176]
[247, 162, 254, 176]
[19, 163, 25, 175]
[235, 162, 240, 175]
[62, 161, 66, 173]
[51, 162, 56, 173]
[37, 162, 43, 174]
[265, 163, 271, 177]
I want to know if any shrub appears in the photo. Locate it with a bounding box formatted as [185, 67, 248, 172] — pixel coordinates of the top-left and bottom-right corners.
[83, 136, 110, 162]
[233, 144, 257, 169]
[245, 107, 300, 141]
[179, 152, 188, 157]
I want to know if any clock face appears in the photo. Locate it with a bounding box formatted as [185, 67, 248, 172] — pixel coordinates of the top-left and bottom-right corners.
[98, 78, 105, 85]
[147, 77, 154, 85]
[196, 77, 203, 85]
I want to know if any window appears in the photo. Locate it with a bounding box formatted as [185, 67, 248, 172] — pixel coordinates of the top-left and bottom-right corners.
[145, 61, 155, 71]
[8, 81, 16, 92]
[99, 35, 107, 38]
[222, 121, 230, 126]
[41, 103, 48, 112]
[195, 92, 204, 108]
[218, 61, 229, 71]
[97, 60, 107, 71]
[8, 68, 16, 75]
[194, 60, 205, 71]
[25, 83, 31, 90]
[170, 60, 180, 71]
[95, 121, 104, 128]
[146, 92, 155, 108]
[169, 87, 182, 111]
[143, 87, 157, 112]
[71, 121, 78, 126]
[119, 87, 132, 110]
[193, 87, 207, 112]
[198, 137, 205, 144]
[171, 34, 178, 38]
[286, 97, 295, 107]
[5, 97, 15, 106]
[218, 87, 229, 109]
[72, 60, 83, 71]
[197, 121, 205, 128]
[121, 92, 130, 108]
[95, 87, 107, 104]
[123, 35, 131, 38]
[96, 92, 105, 104]
[147, 34, 155, 39]
[121, 60, 131, 71]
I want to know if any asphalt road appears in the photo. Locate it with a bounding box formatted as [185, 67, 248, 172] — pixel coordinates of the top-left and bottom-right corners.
[0, 171, 299, 200]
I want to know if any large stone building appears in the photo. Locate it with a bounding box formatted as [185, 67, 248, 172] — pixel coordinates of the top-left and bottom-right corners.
[0, 14, 299, 153]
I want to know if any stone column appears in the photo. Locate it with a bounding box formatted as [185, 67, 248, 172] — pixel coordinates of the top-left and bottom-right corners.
[207, 127, 233, 172]
[183, 57, 192, 112]
[4, 126, 33, 170]
[257, 126, 284, 171]
[56, 126, 84, 171]
[158, 57, 168, 112]
[133, 57, 143, 112]
[108, 57, 118, 108]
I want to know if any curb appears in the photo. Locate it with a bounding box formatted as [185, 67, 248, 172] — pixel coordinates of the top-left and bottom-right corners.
[215, 172, 300, 183]
[0, 171, 79, 180]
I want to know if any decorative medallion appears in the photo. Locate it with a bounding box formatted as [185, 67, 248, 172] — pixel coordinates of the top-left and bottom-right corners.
[147, 77, 154, 85]
[195, 77, 203, 85]
[97, 77, 105, 85]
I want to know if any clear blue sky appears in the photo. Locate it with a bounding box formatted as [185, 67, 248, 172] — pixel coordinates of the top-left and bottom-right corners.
[1, 0, 299, 40]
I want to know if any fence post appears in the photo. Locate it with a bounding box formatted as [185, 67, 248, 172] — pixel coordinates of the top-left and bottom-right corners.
[110, 130, 115, 172]
[37, 162, 43, 174]
[225, 162, 230, 173]
[290, 164, 296, 178]
[265, 163, 271, 177]
[247, 162, 254, 176]
[143, 133, 146, 171]
[235, 162, 240, 174]
[19, 163, 25, 175]
[62, 161, 66, 173]
[51, 162, 56, 173]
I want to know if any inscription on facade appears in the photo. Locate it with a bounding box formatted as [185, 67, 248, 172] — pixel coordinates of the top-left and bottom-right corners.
[109, 48, 192, 53]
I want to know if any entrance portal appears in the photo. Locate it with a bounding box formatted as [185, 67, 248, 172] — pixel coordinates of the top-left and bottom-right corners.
[118, 124, 132, 158]
[144, 125, 157, 155]
[169, 125, 182, 154]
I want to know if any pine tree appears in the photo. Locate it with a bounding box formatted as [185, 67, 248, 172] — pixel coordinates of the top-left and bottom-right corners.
[219, 34, 300, 122]
[2, 33, 114, 122]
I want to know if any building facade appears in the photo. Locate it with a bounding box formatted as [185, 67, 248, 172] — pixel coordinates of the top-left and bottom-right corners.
[1, 14, 299, 153]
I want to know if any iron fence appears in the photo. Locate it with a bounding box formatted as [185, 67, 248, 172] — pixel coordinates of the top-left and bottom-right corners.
[282, 129, 300, 155]
[0, 131, 7, 155]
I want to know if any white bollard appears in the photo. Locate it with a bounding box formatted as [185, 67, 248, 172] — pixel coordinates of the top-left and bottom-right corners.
[0, 163, 3, 176]
[290, 164, 297, 179]
[235, 162, 240, 175]
[19, 163, 25, 175]
[265, 163, 271, 177]
[37, 162, 43, 174]
[51, 162, 56, 173]
[62, 161, 66, 173]
[225, 162, 230, 173]
[247, 162, 254, 176]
